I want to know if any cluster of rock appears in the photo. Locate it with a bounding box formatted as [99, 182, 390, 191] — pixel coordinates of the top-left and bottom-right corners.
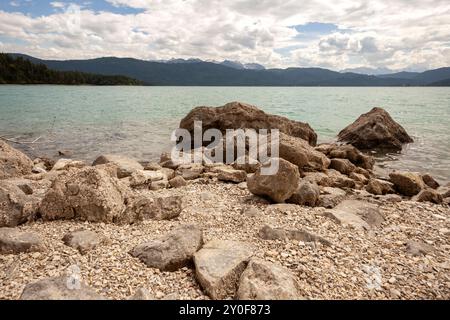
[0, 101, 449, 300]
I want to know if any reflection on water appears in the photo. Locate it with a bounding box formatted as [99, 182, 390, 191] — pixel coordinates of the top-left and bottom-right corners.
[1, 86, 449, 183]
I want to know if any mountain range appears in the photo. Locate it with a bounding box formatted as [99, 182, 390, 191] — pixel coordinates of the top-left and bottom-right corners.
[8, 53, 450, 86]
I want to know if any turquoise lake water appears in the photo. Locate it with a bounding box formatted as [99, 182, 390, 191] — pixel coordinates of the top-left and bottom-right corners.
[0, 86, 449, 182]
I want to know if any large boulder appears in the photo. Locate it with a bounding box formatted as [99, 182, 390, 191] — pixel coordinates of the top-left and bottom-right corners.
[179, 102, 318, 146]
[0, 228, 44, 254]
[338, 107, 413, 150]
[39, 167, 132, 224]
[247, 158, 300, 203]
[130, 225, 203, 271]
[20, 276, 106, 300]
[0, 140, 34, 179]
[389, 172, 425, 196]
[194, 240, 254, 300]
[92, 154, 143, 178]
[277, 133, 330, 172]
[0, 181, 40, 227]
[237, 259, 303, 300]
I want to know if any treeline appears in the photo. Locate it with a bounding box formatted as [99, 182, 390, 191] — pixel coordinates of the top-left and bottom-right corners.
[0, 53, 143, 85]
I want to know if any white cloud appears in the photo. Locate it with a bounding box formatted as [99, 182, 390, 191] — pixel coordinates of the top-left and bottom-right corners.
[0, 0, 449, 70]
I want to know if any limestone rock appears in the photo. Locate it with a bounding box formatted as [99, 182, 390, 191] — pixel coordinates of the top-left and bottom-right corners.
[277, 133, 330, 171]
[39, 167, 131, 224]
[169, 176, 187, 188]
[217, 167, 247, 183]
[128, 195, 183, 221]
[421, 174, 440, 189]
[330, 158, 356, 175]
[237, 259, 303, 300]
[194, 240, 254, 300]
[0, 181, 41, 227]
[247, 158, 300, 203]
[327, 169, 356, 189]
[179, 101, 318, 146]
[318, 187, 347, 208]
[366, 178, 394, 195]
[325, 144, 375, 170]
[51, 159, 86, 171]
[413, 189, 443, 204]
[131, 225, 203, 271]
[129, 170, 164, 189]
[287, 180, 320, 207]
[62, 229, 104, 254]
[259, 225, 331, 246]
[0, 140, 34, 179]
[303, 172, 332, 187]
[232, 156, 260, 173]
[0, 228, 44, 254]
[175, 163, 204, 180]
[93, 154, 143, 178]
[20, 276, 106, 300]
[405, 241, 434, 256]
[324, 200, 384, 230]
[389, 172, 425, 196]
[338, 107, 413, 150]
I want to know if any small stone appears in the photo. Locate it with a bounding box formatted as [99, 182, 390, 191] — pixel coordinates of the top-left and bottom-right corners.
[62, 229, 104, 254]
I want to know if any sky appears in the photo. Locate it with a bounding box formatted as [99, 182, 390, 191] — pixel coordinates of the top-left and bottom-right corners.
[0, 0, 449, 72]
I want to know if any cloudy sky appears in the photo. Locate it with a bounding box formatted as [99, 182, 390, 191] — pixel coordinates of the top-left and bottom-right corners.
[1, 0, 449, 71]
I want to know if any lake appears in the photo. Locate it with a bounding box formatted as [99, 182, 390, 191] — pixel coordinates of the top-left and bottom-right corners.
[0, 86, 449, 182]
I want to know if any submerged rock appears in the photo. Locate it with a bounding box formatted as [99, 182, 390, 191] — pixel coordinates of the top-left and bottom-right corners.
[179, 101, 318, 146]
[338, 107, 413, 150]
[247, 158, 300, 203]
[0, 140, 33, 179]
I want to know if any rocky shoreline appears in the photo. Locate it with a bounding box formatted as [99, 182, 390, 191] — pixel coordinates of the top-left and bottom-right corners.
[1, 102, 449, 300]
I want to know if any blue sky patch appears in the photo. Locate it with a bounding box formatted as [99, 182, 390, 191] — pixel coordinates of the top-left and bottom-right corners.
[0, 0, 144, 17]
